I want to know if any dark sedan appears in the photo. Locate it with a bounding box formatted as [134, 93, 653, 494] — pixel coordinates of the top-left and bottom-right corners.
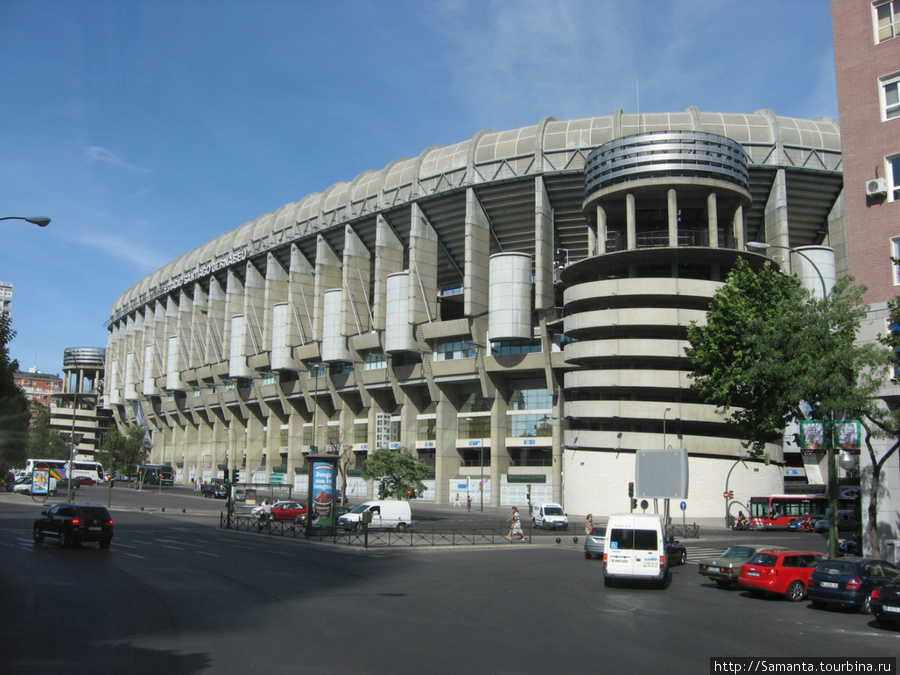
[808, 557, 900, 614]
[871, 574, 900, 626]
[666, 535, 687, 566]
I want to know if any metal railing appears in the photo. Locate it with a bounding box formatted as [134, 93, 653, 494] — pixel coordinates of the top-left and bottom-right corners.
[221, 513, 531, 548]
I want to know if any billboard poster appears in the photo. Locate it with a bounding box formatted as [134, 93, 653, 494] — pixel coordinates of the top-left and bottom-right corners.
[799, 420, 825, 450]
[833, 420, 861, 451]
[308, 458, 336, 527]
[32, 468, 50, 496]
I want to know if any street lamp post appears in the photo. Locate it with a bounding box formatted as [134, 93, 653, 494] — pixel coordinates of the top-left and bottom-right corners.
[746, 241, 839, 557]
[663, 406, 672, 449]
[0, 216, 50, 227]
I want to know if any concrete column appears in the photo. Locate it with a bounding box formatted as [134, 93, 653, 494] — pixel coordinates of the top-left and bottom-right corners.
[667, 189, 678, 247]
[595, 205, 607, 255]
[626, 193, 636, 250]
[707, 191, 719, 248]
[490, 395, 509, 508]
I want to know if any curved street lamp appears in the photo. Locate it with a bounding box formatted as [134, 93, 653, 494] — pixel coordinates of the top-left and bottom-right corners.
[0, 216, 50, 227]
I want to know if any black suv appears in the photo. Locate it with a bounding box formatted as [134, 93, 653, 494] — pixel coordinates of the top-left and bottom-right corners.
[33, 503, 114, 548]
[201, 479, 228, 499]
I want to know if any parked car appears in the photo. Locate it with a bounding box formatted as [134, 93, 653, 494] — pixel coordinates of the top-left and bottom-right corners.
[666, 535, 687, 565]
[201, 479, 228, 499]
[55, 478, 80, 492]
[269, 501, 308, 521]
[871, 575, 900, 626]
[33, 503, 114, 548]
[698, 545, 790, 588]
[584, 525, 607, 559]
[738, 550, 825, 601]
[808, 558, 900, 614]
[814, 510, 860, 533]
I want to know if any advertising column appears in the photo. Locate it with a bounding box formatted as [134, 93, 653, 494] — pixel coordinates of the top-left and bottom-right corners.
[306, 453, 338, 531]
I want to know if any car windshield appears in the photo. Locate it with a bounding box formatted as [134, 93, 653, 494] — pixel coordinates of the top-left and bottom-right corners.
[816, 561, 856, 576]
[544, 507, 564, 515]
[721, 546, 755, 559]
[348, 503, 370, 514]
[746, 553, 778, 566]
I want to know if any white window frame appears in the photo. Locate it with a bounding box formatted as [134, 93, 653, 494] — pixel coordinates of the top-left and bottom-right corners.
[892, 237, 900, 286]
[875, 0, 900, 43]
[881, 73, 900, 121]
[888, 155, 900, 202]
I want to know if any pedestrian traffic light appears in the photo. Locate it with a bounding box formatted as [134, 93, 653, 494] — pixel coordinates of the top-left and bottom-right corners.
[628, 482, 634, 498]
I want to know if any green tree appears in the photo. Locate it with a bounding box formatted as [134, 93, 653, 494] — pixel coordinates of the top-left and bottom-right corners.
[360, 447, 430, 500]
[686, 258, 891, 556]
[325, 426, 354, 505]
[25, 404, 69, 459]
[685, 259, 811, 456]
[0, 314, 30, 475]
[101, 424, 150, 477]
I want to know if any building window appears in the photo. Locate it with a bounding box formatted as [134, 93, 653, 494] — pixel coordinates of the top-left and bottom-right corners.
[876, 1, 900, 43]
[508, 379, 552, 410]
[889, 155, 900, 201]
[435, 340, 476, 361]
[892, 237, 900, 285]
[416, 416, 436, 441]
[260, 372, 275, 385]
[364, 352, 387, 370]
[509, 413, 554, 438]
[882, 74, 900, 120]
[354, 421, 368, 444]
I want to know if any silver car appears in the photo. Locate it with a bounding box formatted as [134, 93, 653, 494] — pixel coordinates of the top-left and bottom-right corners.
[584, 525, 607, 559]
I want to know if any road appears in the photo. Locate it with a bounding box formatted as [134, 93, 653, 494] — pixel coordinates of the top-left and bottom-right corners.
[0, 486, 896, 674]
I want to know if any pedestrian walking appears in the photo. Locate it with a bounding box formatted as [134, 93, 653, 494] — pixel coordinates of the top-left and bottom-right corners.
[585, 513, 594, 534]
[506, 506, 525, 540]
[467, 495, 472, 511]
[454, 493, 461, 508]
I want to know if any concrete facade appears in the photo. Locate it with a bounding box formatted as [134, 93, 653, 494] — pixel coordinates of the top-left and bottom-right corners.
[104, 109, 845, 519]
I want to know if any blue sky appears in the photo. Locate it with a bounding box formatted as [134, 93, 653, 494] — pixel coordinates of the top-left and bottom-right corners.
[1, 0, 838, 378]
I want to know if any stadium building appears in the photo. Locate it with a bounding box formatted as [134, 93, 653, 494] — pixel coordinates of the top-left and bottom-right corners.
[105, 108, 846, 518]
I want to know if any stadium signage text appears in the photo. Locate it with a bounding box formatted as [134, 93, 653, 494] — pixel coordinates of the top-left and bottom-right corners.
[162, 249, 248, 294]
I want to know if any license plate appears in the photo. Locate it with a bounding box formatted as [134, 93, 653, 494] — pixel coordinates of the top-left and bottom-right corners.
[747, 571, 760, 577]
[885, 606, 900, 613]
[88, 527, 102, 531]
[821, 581, 838, 588]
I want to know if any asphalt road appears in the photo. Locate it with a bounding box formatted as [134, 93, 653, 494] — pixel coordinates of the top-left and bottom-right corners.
[0, 486, 896, 674]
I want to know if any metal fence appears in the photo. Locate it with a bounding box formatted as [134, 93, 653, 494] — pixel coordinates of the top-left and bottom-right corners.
[220, 513, 529, 548]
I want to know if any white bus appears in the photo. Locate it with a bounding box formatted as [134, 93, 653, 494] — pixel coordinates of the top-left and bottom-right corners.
[24, 459, 106, 484]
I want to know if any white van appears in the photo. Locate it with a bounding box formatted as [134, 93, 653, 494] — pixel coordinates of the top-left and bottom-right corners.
[337, 500, 413, 531]
[602, 513, 668, 588]
[532, 503, 568, 530]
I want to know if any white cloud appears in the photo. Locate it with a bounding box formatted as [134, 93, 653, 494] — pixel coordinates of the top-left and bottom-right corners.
[86, 146, 151, 173]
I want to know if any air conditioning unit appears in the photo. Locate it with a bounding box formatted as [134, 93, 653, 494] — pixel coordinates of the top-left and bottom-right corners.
[866, 178, 888, 196]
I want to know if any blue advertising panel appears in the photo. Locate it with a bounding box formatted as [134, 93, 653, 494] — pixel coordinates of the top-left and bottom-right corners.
[32, 468, 50, 496]
[307, 455, 337, 527]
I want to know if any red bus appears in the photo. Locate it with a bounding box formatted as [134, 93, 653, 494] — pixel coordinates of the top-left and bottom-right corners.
[749, 494, 827, 530]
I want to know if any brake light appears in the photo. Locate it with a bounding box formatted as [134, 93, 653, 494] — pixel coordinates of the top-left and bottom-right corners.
[659, 556, 665, 570]
[846, 577, 862, 591]
[871, 589, 881, 601]
[602, 553, 608, 566]
[71, 519, 80, 525]
[108, 519, 114, 526]
[766, 568, 778, 576]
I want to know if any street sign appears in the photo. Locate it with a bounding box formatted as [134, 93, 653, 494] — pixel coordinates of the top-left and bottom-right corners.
[723, 491, 729, 499]
[680, 501, 686, 511]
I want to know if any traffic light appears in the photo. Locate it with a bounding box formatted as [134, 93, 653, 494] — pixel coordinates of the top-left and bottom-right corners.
[631, 498, 638, 511]
[223, 468, 230, 483]
[728, 490, 734, 499]
[628, 482, 634, 498]
[233, 469, 240, 484]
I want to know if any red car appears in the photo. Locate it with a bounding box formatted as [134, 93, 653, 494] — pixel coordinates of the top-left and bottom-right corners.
[738, 549, 825, 601]
[75, 476, 96, 486]
[269, 501, 308, 521]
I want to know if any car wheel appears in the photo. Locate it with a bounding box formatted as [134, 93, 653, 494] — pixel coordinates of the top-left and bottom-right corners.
[859, 594, 873, 615]
[715, 580, 731, 589]
[99, 538, 112, 549]
[33, 525, 44, 543]
[532, 519, 538, 529]
[585, 551, 592, 559]
[679, 550, 687, 565]
[603, 576, 613, 588]
[59, 530, 72, 548]
[785, 580, 806, 602]
[396, 523, 408, 531]
[811, 599, 827, 610]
